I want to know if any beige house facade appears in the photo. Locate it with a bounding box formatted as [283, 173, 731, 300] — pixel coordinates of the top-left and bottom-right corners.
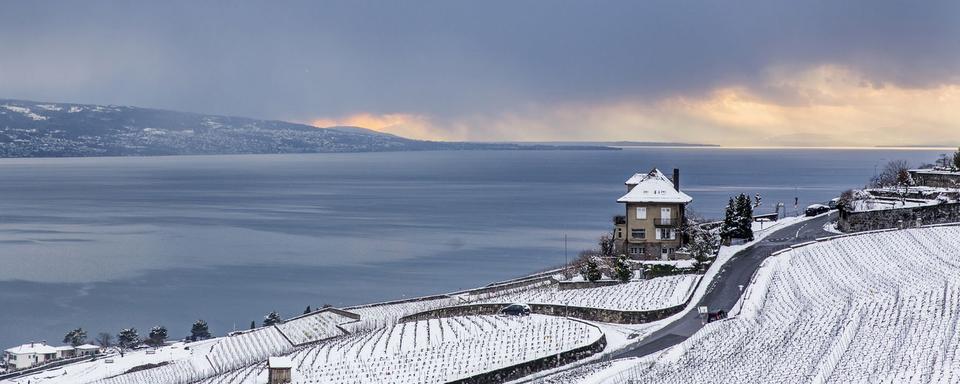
[614, 168, 692, 260]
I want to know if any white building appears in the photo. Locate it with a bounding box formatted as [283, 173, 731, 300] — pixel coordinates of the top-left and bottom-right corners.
[75, 344, 101, 357]
[4, 342, 58, 371]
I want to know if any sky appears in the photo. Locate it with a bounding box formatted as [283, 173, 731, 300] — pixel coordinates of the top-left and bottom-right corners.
[1, 0, 958, 146]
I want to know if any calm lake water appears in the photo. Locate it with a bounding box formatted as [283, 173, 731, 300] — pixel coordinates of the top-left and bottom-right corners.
[0, 148, 947, 347]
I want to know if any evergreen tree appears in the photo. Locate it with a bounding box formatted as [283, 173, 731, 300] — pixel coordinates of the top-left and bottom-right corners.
[687, 225, 718, 272]
[117, 328, 140, 349]
[579, 257, 602, 282]
[63, 327, 87, 347]
[954, 147, 960, 170]
[736, 193, 754, 241]
[263, 311, 284, 326]
[250, 321, 256, 330]
[720, 197, 737, 241]
[303, 306, 312, 315]
[190, 319, 211, 341]
[147, 326, 168, 347]
[613, 254, 633, 283]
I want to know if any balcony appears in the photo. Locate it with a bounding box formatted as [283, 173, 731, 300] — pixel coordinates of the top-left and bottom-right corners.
[654, 217, 680, 227]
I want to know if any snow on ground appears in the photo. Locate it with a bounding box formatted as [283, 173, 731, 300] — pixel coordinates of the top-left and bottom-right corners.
[1, 104, 48, 121]
[476, 275, 699, 311]
[822, 221, 843, 234]
[848, 198, 938, 212]
[581, 225, 960, 384]
[635, 260, 695, 269]
[342, 297, 463, 332]
[199, 315, 603, 384]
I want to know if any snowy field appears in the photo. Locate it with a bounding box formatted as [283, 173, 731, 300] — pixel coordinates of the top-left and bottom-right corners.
[2, 310, 358, 384]
[476, 275, 699, 312]
[198, 315, 603, 384]
[575, 225, 960, 384]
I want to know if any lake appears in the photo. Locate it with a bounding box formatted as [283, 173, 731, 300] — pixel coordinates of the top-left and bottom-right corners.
[0, 148, 948, 347]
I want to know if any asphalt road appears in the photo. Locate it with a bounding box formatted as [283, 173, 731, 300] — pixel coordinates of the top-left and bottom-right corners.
[614, 212, 836, 359]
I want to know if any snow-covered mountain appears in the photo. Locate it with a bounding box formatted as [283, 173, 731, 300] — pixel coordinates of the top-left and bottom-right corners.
[0, 99, 607, 157]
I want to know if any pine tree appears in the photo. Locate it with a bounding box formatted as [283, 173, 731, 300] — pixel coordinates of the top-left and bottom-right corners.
[303, 306, 312, 315]
[249, 321, 256, 330]
[736, 194, 754, 241]
[953, 147, 960, 170]
[190, 319, 211, 341]
[117, 328, 140, 349]
[720, 197, 737, 241]
[147, 326, 168, 347]
[63, 327, 87, 347]
[263, 311, 284, 326]
[579, 257, 602, 282]
[614, 255, 633, 283]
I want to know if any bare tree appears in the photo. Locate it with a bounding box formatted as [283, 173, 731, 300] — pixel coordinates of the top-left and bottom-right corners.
[96, 332, 114, 348]
[870, 160, 911, 188]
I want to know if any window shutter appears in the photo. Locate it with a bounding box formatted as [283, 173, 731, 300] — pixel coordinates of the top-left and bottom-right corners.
[655, 229, 661, 240]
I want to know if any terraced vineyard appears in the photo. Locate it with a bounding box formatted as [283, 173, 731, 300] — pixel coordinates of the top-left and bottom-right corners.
[594, 226, 960, 384]
[201, 315, 603, 384]
[476, 275, 699, 311]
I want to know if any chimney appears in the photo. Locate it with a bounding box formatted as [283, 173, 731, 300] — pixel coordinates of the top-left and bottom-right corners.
[673, 168, 680, 191]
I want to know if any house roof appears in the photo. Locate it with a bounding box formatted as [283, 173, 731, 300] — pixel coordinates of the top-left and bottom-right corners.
[75, 344, 101, 350]
[54, 345, 75, 351]
[269, 356, 293, 369]
[4, 343, 58, 355]
[618, 168, 693, 204]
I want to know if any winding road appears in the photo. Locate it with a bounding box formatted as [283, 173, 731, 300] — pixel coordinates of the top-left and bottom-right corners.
[614, 212, 836, 359]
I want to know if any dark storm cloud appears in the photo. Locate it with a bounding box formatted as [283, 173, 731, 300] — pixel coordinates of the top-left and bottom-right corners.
[0, 0, 957, 122]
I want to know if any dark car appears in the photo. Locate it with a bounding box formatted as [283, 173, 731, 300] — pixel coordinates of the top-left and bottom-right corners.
[805, 204, 830, 217]
[706, 310, 727, 323]
[499, 303, 531, 316]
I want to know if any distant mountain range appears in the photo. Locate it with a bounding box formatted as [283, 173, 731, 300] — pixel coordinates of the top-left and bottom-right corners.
[0, 99, 615, 157]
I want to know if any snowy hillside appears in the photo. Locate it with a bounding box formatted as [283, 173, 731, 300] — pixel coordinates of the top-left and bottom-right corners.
[201, 315, 603, 384]
[475, 275, 699, 312]
[576, 225, 960, 384]
[0, 99, 610, 157]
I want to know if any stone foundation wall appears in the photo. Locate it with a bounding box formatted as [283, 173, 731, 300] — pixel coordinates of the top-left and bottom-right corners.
[839, 202, 960, 232]
[448, 331, 607, 384]
[399, 301, 687, 324]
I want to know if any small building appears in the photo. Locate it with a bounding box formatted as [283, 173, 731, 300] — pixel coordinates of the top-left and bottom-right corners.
[4, 342, 58, 371]
[268, 356, 293, 384]
[615, 168, 692, 260]
[908, 169, 960, 188]
[75, 344, 101, 357]
[54, 345, 75, 359]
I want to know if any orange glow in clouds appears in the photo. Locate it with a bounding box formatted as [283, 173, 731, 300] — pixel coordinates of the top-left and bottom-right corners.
[311, 113, 438, 140]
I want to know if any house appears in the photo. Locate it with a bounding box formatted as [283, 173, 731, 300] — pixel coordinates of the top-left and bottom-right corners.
[75, 344, 101, 357]
[4, 342, 59, 371]
[614, 168, 692, 260]
[54, 345, 75, 359]
[268, 356, 293, 384]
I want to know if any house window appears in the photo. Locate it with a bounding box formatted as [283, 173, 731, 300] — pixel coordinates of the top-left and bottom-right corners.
[635, 207, 646, 220]
[615, 228, 623, 239]
[657, 228, 675, 240]
[657, 228, 677, 240]
[631, 228, 645, 239]
[629, 246, 644, 255]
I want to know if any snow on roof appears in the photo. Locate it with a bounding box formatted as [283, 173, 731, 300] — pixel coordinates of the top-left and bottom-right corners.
[5, 342, 58, 355]
[618, 168, 692, 204]
[909, 168, 960, 175]
[269, 356, 293, 369]
[75, 344, 101, 350]
[54, 345, 75, 351]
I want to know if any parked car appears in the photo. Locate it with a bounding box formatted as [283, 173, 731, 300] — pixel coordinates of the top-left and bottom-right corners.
[707, 310, 727, 323]
[499, 303, 531, 316]
[828, 197, 841, 209]
[805, 204, 830, 216]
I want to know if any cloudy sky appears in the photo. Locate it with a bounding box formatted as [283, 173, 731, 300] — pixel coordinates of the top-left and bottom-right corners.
[1, 1, 958, 146]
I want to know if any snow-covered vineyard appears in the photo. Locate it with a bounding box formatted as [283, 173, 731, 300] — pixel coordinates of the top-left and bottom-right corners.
[475, 275, 699, 311]
[580, 226, 960, 384]
[198, 315, 602, 384]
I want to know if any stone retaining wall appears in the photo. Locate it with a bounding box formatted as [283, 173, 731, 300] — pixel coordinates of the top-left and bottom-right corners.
[399, 301, 687, 324]
[839, 202, 960, 232]
[448, 332, 607, 384]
